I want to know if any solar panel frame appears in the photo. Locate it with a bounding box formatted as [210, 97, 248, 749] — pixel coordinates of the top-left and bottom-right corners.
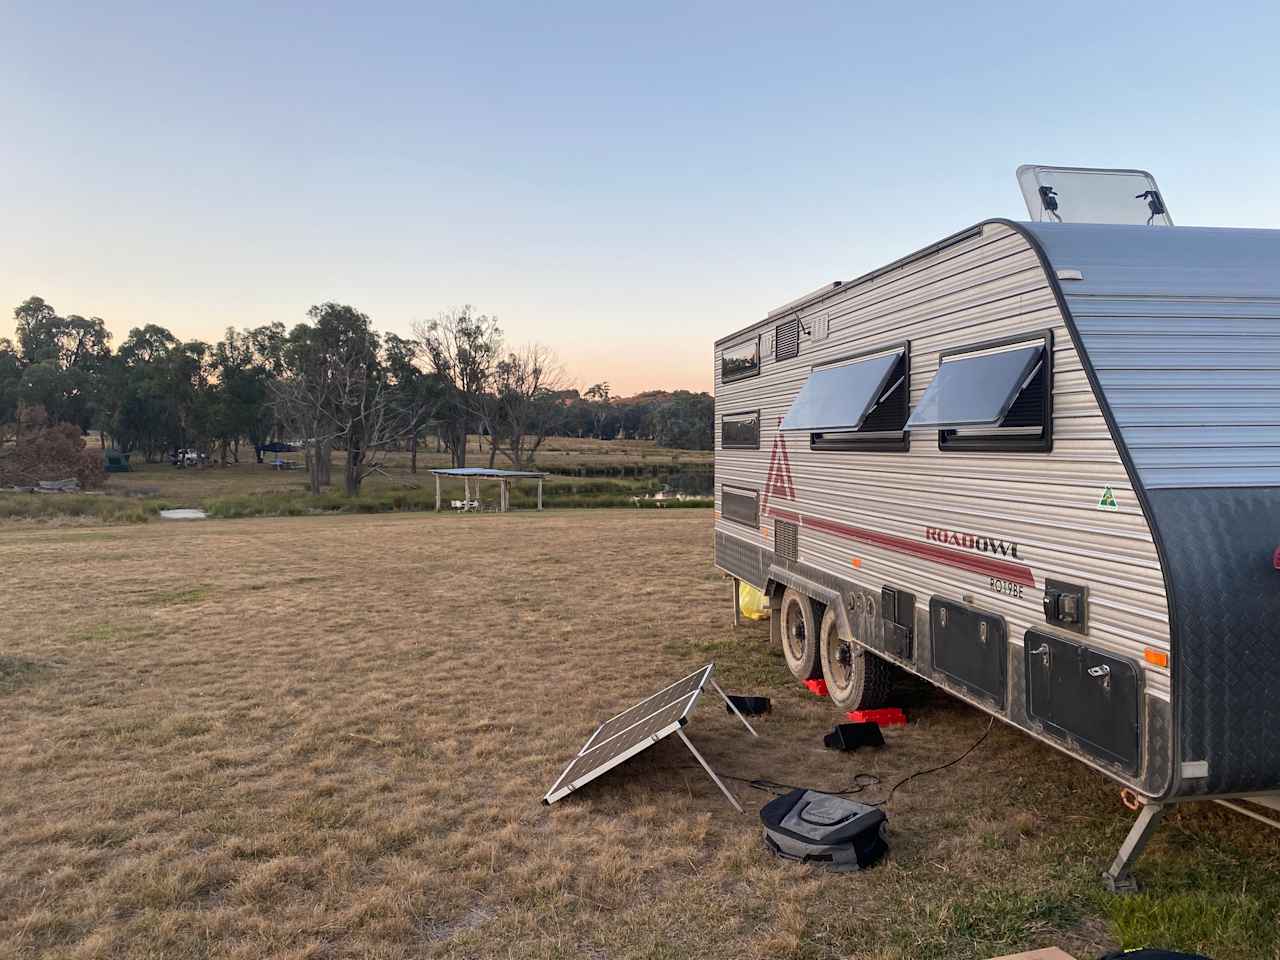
[543, 664, 714, 805]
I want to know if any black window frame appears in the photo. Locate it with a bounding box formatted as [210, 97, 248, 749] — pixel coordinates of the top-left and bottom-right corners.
[720, 410, 761, 450]
[720, 336, 761, 384]
[808, 341, 912, 453]
[931, 330, 1054, 453]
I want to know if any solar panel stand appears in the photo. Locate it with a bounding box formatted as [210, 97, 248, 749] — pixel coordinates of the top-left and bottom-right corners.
[710, 677, 759, 738]
[676, 727, 744, 814]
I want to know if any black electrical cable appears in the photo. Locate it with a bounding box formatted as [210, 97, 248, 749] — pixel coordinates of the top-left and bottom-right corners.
[687, 715, 996, 806]
[713, 771, 882, 799]
[864, 715, 994, 807]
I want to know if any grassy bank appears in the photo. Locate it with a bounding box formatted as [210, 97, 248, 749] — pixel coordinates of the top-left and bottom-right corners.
[0, 492, 167, 525]
[203, 484, 709, 519]
[1, 476, 710, 524]
[1, 438, 713, 525]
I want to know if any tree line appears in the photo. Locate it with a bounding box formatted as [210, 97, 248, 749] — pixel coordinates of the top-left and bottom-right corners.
[0, 297, 713, 495]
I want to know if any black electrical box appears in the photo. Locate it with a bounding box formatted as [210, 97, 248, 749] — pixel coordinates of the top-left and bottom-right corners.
[880, 586, 915, 660]
[1043, 578, 1088, 634]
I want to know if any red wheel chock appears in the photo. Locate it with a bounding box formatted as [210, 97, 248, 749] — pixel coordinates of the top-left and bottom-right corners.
[847, 707, 907, 726]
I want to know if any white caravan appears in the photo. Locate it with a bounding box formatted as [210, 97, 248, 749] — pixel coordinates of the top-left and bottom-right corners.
[713, 166, 1280, 888]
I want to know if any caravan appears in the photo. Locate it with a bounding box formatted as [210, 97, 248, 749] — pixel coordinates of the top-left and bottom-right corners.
[713, 166, 1280, 887]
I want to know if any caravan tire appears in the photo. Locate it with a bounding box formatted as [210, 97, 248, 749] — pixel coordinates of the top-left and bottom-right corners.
[819, 607, 895, 711]
[780, 588, 822, 681]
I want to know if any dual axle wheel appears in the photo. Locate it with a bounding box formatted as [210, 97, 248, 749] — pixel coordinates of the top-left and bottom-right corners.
[778, 586, 894, 712]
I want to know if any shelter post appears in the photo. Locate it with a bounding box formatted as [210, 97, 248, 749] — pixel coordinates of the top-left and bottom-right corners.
[537, 478, 543, 511]
[435, 474, 441, 512]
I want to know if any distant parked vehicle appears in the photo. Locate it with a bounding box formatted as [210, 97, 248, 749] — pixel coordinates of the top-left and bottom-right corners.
[170, 448, 205, 467]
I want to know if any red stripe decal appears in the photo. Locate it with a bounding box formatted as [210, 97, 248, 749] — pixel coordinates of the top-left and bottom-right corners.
[769, 509, 1036, 588]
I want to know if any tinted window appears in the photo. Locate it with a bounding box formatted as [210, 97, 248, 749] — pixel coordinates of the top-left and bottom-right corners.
[782, 350, 903, 433]
[721, 338, 760, 383]
[721, 486, 759, 528]
[721, 411, 760, 449]
[906, 344, 1043, 430]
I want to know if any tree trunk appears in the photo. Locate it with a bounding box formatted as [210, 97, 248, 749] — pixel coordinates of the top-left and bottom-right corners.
[345, 449, 361, 496]
[308, 440, 323, 494]
[450, 426, 467, 468]
[409, 433, 418, 474]
[318, 441, 332, 485]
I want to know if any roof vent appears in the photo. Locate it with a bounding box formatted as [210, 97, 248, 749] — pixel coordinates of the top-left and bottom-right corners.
[1017, 165, 1173, 226]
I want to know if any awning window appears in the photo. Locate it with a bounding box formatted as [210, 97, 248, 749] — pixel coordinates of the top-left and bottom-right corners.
[906, 343, 1045, 430]
[781, 349, 905, 433]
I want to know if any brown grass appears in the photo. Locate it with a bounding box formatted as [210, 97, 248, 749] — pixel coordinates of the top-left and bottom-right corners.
[2, 511, 1277, 959]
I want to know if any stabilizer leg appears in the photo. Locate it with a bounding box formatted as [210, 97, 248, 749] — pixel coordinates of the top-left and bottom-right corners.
[1103, 801, 1167, 893]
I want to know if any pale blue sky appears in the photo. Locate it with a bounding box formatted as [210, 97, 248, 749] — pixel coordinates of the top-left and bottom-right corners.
[3, 1, 1278, 392]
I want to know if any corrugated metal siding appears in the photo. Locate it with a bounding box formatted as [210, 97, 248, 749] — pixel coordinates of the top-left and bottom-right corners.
[1023, 222, 1280, 489]
[715, 223, 1171, 705]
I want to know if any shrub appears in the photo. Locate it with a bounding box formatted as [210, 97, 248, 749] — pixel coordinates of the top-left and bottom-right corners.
[0, 407, 107, 489]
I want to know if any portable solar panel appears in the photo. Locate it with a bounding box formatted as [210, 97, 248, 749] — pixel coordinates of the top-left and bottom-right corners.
[542, 663, 757, 811]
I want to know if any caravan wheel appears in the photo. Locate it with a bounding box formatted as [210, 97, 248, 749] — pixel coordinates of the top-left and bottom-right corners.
[780, 588, 822, 680]
[819, 607, 894, 711]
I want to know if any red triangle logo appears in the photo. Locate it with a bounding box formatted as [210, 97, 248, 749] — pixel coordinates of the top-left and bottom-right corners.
[761, 427, 796, 518]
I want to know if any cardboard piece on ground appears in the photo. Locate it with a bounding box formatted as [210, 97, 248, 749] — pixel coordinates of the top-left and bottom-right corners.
[987, 949, 1077, 960]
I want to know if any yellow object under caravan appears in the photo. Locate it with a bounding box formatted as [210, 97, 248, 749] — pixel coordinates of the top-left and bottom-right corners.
[712, 165, 1280, 890]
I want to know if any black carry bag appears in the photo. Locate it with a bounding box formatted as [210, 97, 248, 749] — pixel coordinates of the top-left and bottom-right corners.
[1099, 952, 1213, 959]
[760, 789, 888, 872]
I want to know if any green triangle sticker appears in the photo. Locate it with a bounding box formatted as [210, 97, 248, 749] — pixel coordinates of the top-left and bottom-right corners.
[1098, 486, 1119, 511]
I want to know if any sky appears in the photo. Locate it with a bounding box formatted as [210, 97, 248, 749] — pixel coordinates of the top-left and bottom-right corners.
[3, 1, 1279, 395]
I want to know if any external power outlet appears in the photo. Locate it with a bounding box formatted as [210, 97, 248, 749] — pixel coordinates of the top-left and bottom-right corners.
[1043, 578, 1088, 634]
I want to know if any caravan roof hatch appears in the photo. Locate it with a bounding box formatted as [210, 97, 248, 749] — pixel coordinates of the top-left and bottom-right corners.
[1017, 165, 1172, 226]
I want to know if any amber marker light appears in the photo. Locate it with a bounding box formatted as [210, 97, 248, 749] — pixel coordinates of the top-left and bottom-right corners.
[850, 557, 862, 569]
[1144, 648, 1169, 668]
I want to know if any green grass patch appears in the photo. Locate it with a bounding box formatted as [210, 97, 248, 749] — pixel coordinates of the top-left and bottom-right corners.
[0, 655, 48, 694]
[1109, 890, 1276, 958]
[144, 586, 211, 606]
[0, 492, 165, 524]
[2, 463, 714, 523]
[202, 483, 711, 519]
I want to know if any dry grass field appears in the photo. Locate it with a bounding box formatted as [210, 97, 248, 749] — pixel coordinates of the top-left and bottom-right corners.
[2, 510, 1278, 959]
